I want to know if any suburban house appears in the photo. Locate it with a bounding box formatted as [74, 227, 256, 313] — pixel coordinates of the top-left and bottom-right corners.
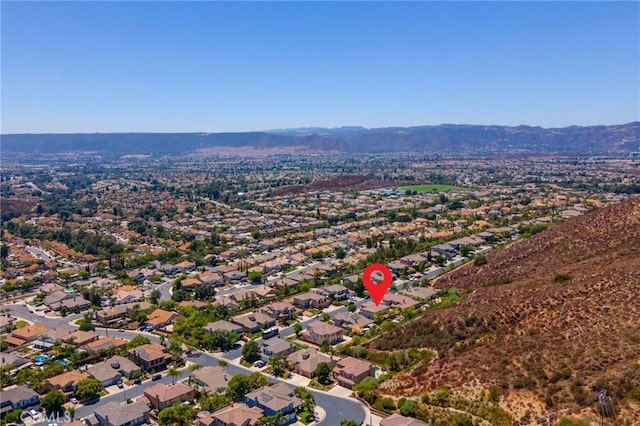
[195, 403, 263, 426]
[191, 366, 231, 394]
[103, 355, 141, 379]
[341, 274, 360, 289]
[273, 278, 300, 291]
[402, 286, 436, 301]
[88, 401, 150, 426]
[62, 330, 100, 347]
[317, 284, 350, 301]
[111, 288, 145, 305]
[212, 296, 241, 312]
[174, 261, 197, 273]
[10, 324, 49, 345]
[83, 337, 128, 354]
[181, 277, 204, 291]
[49, 294, 91, 312]
[254, 285, 277, 299]
[95, 306, 127, 325]
[292, 292, 329, 309]
[260, 301, 297, 321]
[223, 270, 247, 283]
[200, 271, 224, 287]
[179, 300, 208, 309]
[332, 357, 376, 389]
[331, 312, 373, 332]
[144, 382, 196, 410]
[0, 385, 40, 414]
[204, 320, 243, 335]
[385, 293, 420, 310]
[380, 413, 429, 426]
[244, 383, 302, 425]
[286, 348, 334, 378]
[360, 301, 391, 319]
[303, 321, 343, 345]
[145, 309, 177, 329]
[128, 343, 173, 371]
[87, 362, 122, 387]
[231, 312, 275, 333]
[261, 337, 297, 359]
[41, 370, 90, 395]
[431, 243, 457, 259]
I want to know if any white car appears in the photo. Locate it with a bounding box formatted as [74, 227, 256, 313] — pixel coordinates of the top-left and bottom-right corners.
[29, 409, 40, 420]
[70, 397, 78, 404]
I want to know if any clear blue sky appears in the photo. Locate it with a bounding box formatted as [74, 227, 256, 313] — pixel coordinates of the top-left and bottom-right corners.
[2, 1, 639, 133]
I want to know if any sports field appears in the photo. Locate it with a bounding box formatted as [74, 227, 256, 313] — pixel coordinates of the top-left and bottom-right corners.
[398, 184, 467, 193]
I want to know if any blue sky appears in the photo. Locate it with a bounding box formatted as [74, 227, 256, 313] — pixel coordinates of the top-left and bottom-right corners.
[2, 1, 639, 133]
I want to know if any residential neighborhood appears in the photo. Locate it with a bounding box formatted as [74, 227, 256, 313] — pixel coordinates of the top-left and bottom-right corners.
[1, 152, 638, 426]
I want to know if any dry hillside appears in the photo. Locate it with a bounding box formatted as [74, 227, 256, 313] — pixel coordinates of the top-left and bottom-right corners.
[371, 196, 640, 425]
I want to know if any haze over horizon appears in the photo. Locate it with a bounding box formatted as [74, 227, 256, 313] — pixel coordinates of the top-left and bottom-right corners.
[2, 1, 639, 133]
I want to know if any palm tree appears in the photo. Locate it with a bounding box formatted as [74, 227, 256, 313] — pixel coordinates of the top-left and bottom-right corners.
[186, 363, 203, 390]
[168, 367, 182, 385]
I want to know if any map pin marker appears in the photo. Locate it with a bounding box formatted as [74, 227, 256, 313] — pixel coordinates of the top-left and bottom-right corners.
[362, 263, 393, 306]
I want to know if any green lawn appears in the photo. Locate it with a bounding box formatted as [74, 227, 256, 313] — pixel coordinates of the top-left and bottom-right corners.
[398, 184, 467, 193]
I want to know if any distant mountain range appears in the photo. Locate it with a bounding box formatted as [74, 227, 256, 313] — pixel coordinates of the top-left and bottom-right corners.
[2, 122, 639, 155]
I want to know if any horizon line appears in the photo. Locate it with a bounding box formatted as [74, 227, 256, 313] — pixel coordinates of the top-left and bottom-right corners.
[2, 120, 639, 135]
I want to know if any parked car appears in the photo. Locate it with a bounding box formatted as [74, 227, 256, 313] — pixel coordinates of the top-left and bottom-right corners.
[152, 374, 161, 381]
[70, 397, 78, 404]
[29, 409, 39, 420]
[84, 397, 100, 405]
[117, 381, 124, 389]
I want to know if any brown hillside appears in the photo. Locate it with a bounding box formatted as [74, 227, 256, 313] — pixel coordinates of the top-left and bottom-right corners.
[268, 175, 411, 196]
[371, 197, 640, 424]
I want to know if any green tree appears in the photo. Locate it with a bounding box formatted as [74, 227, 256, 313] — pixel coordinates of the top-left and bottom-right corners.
[242, 340, 261, 363]
[341, 421, 361, 426]
[227, 375, 250, 401]
[432, 386, 450, 407]
[293, 322, 303, 338]
[149, 289, 162, 305]
[200, 393, 232, 411]
[399, 399, 417, 417]
[76, 378, 102, 402]
[248, 271, 263, 283]
[314, 362, 331, 385]
[158, 403, 195, 426]
[353, 377, 378, 404]
[126, 335, 150, 349]
[78, 319, 95, 331]
[258, 411, 285, 426]
[269, 355, 286, 377]
[295, 386, 315, 413]
[0, 245, 9, 259]
[227, 373, 266, 401]
[3, 408, 23, 424]
[41, 390, 66, 415]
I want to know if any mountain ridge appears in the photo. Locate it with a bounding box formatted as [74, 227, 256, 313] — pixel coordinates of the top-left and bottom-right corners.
[2, 122, 638, 155]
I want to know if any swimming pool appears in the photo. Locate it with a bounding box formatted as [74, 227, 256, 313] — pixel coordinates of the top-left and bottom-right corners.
[33, 355, 49, 363]
[56, 359, 69, 366]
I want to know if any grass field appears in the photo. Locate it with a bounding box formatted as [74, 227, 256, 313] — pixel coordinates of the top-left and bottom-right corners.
[398, 184, 467, 193]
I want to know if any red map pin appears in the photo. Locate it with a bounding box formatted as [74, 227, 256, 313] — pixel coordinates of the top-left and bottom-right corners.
[362, 263, 393, 306]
